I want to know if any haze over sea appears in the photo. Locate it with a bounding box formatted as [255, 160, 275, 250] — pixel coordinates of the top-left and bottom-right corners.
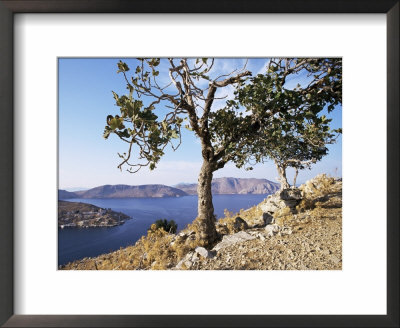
[58, 194, 269, 266]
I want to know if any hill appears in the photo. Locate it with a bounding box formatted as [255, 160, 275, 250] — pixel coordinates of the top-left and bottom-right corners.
[175, 177, 280, 195]
[60, 174, 342, 270]
[58, 178, 279, 199]
[69, 184, 188, 199]
[58, 189, 79, 199]
[58, 200, 130, 227]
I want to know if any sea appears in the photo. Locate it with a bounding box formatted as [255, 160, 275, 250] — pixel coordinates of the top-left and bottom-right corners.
[58, 194, 270, 266]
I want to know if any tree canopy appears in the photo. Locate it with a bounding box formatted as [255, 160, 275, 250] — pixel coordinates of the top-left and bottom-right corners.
[103, 58, 342, 244]
[229, 58, 342, 188]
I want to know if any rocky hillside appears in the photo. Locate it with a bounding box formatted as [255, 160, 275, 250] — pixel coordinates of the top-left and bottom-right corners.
[67, 184, 188, 199]
[175, 177, 280, 195]
[60, 174, 342, 270]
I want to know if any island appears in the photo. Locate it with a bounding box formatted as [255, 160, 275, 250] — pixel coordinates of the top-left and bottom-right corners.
[58, 201, 131, 228]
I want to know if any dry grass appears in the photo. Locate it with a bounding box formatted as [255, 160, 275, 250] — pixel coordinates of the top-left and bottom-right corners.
[300, 174, 336, 198]
[273, 206, 295, 226]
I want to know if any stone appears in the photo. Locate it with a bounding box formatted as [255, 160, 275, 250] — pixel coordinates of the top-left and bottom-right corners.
[195, 246, 215, 259]
[280, 227, 293, 236]
[212, 231, 256, 252]
[259, 188, 302, 216]
[259, 195, 286, 213]
[233, 216, 248, 231]
[262, 212, 274, 225]
[280, 188, 303, 201]
[175, 251, 196, 269]
[265, 224, 280, 237]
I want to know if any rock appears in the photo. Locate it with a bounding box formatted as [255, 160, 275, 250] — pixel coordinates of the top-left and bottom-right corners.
[233, 216, 248, 232]
[280, 188, 302, 201]
[265, 224, 280, 237]
[301, 174, 335, 196]
[280, 227, 293, 236]
[259, 188, 303, 216]
[212, 231, 256, 252]
[247, 230, 267, 241]
[195, 246, 215, 259]
[259, 194, 286, 213]
[175, 252, 196, 269]
[262, 212, 274, 225]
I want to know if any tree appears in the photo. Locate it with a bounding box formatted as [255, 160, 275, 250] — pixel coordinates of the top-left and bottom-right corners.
[235, 58, 342, 189]
[251, 113, 340, 189]
[151, 219, 178, 234]
[104, 58, 257, 246]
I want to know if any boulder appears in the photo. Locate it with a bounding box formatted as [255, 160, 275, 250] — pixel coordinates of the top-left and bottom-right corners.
[195, 246, 215, 259]
[259, 188, 303, 216]
[212, 231, 256, 252]
[259, 194, 286, 213]
[261, 212, 274, 225]
[280, 188, 302, 201]
[233, 216, 248, 232]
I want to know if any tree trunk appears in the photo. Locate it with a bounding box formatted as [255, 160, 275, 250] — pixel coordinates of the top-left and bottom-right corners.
[293, 168, 299, 188]
[275, 162, 290, 190]
[196, 159, 218, 246]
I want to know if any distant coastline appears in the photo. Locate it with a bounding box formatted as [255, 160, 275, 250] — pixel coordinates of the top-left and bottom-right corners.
[58, 200, 131, 228]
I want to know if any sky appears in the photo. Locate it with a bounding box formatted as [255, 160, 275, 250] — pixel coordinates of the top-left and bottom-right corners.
[58, 58, 342, 190]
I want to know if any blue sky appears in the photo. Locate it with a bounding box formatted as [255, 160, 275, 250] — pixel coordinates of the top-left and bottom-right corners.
[58, 58, 342, 190]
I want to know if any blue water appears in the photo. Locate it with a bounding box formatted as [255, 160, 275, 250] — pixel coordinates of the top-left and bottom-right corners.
[58, 194, 269, 266]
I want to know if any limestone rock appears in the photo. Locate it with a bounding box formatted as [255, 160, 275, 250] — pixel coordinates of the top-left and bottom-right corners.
[175, 251, 198, 269]
[265, 224, 280, 237]
[259, 188, 303, 216]
[195, 246, 215, 259]
[212, 231, 256, 252]
[280, 188, 303, 201]
[259, 194, 286, 213]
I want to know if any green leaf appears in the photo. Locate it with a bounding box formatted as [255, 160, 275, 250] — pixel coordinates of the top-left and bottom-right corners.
[170, 130, 179, 139]
[117, 61, 129, 73]
[103, 127, 111, 139]
[109, 116, 124, 130]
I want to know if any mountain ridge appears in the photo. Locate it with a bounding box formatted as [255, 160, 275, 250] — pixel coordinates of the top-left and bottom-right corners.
[175, 177, 280, 195]
[58, 178, 280, 199]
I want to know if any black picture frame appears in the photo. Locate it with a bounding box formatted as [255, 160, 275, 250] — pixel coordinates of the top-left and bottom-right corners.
[0, 1, 398, 327]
